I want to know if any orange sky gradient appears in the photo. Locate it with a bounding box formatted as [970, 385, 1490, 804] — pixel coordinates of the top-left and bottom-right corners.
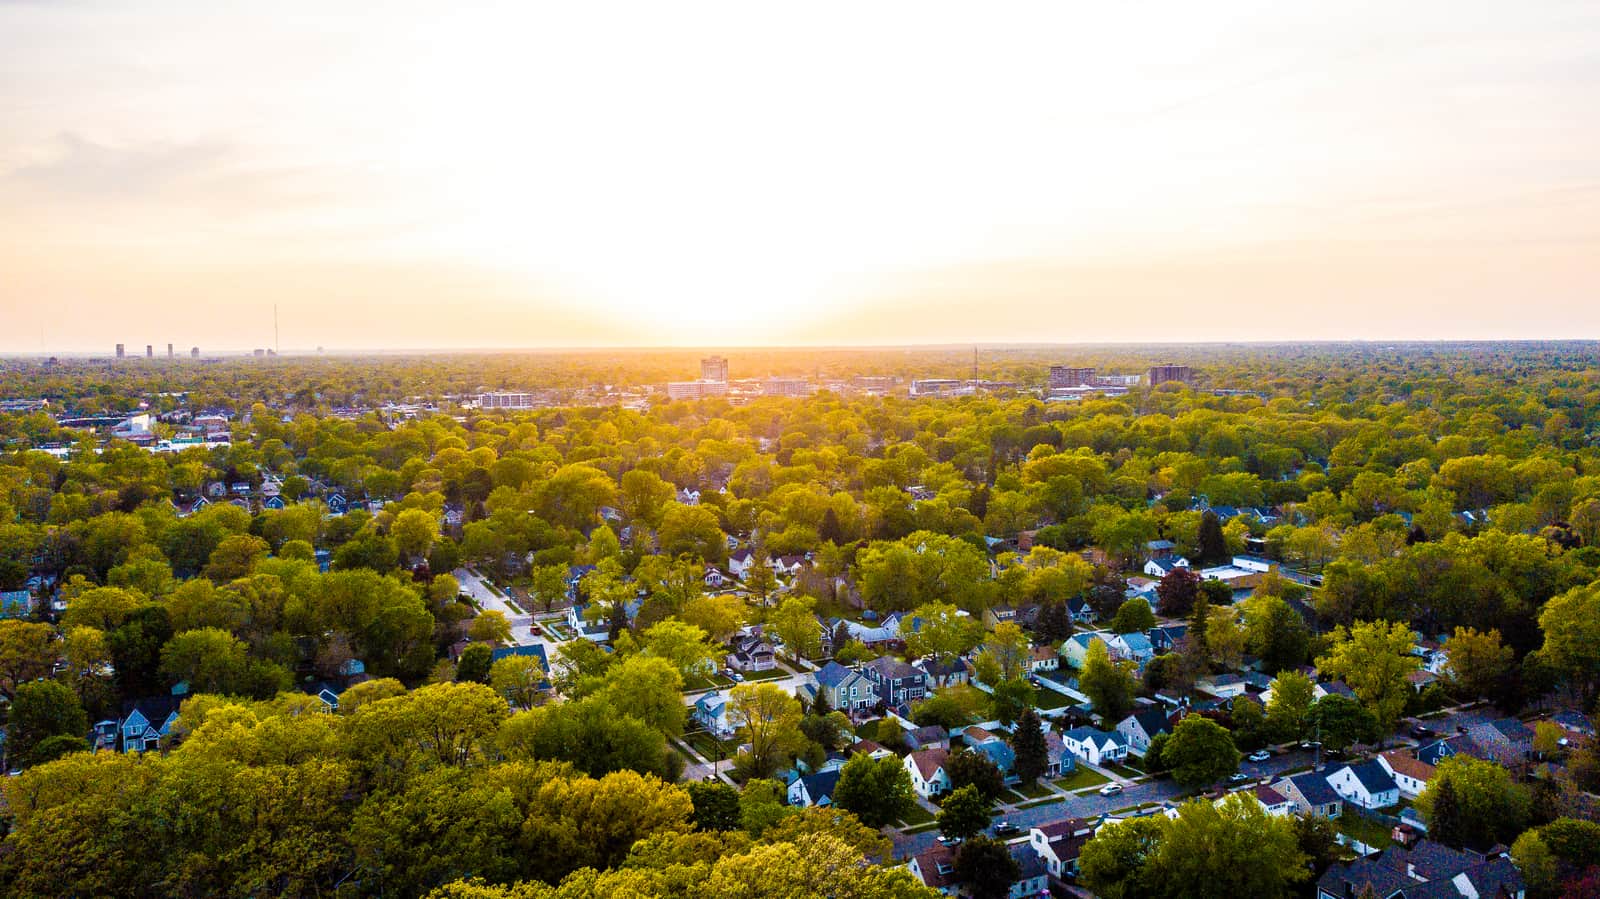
[2, 2, 1598, 353]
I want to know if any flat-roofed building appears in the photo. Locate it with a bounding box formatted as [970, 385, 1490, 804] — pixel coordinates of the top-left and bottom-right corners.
[480, 392, 537, 409]
[1148, 364, 1192, 386]
[667, 380, 730, 401]
[701, 355, 729, 382]
[1048, 366, 1096, 389]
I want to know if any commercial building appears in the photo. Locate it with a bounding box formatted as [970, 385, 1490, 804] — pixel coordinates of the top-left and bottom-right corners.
[701, 355, 729, 382]
[115, 343, 125, 358]
[146, 345, 154, 358]
[480, 392, 537, 410]
[667, 380, 730, 401]
[910, 379, 973, 398]
[762, 378, 809, 397]
[1148, 364, 1193, 386]
[1048, 366, 1096, 389]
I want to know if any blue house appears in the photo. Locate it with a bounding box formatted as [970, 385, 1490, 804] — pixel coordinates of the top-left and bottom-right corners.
[119, 696, 184, 752]
[787, 768, 842, 807]
[0, 590, 34, 619]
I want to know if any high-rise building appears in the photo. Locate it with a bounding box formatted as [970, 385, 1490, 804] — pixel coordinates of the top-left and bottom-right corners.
[1048, 366, 1096, 389]
[190, 347, 200, 358]
[146, 345, 154, 358]
[115, 343, 125, 358]
[701, 355, 729, 382]
[1148, 364, 1193, 387]
[480, 392, 537, 410]
[167, 343, 174, 358]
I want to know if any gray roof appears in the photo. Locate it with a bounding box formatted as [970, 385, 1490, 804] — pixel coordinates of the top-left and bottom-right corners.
[1344, 759, 1399, 795]
[1286, 772, 1339, 806]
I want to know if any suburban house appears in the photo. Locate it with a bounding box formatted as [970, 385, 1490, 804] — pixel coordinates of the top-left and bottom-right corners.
[1275, 772, 1343, 818]
[1060, 727, 1129, 766]
[1067, 596, 1097, 624]
[1030, 645, 1060, 672]
[1250, 783, 1296, 816]
[692, 690, 734, 738]
[1466, 717, 1535, 766]
[907, 845, 961, 896]
[1378, 748, 1437, 799]
[905, 724, 950, 751]
[1316, 841, 1526, 899]
[983, 604, 1021, 629]
[727, 631, 777, 672]
[1030, 818, 1095, 881]
[915, 656, 972, 687]
[1106, 632, 1155, 665]
[1327, 760, 1401, 809]
[728, 550, 755, 578]
[963, 726, 1017, 779]
[813, 661, 877, 712]
[1143, 555, 1190, 578]
[704, 567, 730, 589]
[565, 604, 612, 642]
[786, 769, 841, 808]
[0, 590, 34, 619]
[1042, 730, 1074, 777]
[905, 748, 952, 799]
[1062, 632, 1111, 669]
[1197, 673, 1249, 698]
[116, 696, 184, 753]
[1116, 708, 1177, 756]
[1148, 624, 1189, 654]
[859, 656, 928, 709]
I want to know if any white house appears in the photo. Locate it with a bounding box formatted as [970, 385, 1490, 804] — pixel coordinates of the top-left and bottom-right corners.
[1060, 727, 1128, 766]
[1377, 749, 1437, 800]
[692, 690, 734, 738]
[1062, 632, 1111, 669]
[1030, 819, 1094, 880]
[1327, 760, 1400, 809]
[728, 550, 755, 578]
[1143, 556, 1190, 578]
[905, 748, 952, 799]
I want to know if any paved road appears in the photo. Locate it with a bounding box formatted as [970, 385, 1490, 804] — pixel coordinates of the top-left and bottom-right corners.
[454, 567, 565, 660]
[891, 745, 1324, 859]
[680, 660, 815, 707]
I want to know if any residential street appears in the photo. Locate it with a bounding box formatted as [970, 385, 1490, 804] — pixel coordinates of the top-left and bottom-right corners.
[454, 567, 565, 660]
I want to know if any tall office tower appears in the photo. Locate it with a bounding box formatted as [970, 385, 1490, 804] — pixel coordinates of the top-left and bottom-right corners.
[146, 345, 154, 358]
[701, 355, 729, 382]
[116, 343, 125, 358]
[1048, 366, 1096, 389]
[167, 343, 174, 358]
[190, 347, 200, 358]
[1148, 364, 1193, 386]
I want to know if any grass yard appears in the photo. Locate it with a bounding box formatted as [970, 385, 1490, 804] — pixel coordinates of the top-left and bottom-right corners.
[1337, 809, 1395, 850]
[1032, 689, 1073, 710]
[1018, 797, 1064, 810]
[1053, 767, 1110, 792]
[1012, 780, 1055, 800]
[1106, 761, 1145, 778]
[682, 729, 741, 761]
[1000, 789, 1030, 804]
[738, 667, 790, 682]
[683, 672, 736, 691]
[897, 805, 936, 827]
[903, 822, 940, 834]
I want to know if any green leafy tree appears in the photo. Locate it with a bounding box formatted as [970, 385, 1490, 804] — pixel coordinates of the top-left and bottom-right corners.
[945, 749, 1006, 804]
[1445, 626, 1513, 701]
[1110, 598, 1155, 634]
[455, 643, 494, 684]
[1163, 715, 1240, 788]
[1265, 670, 1315, 742]
[955, 836, 1021, 899]
[1315, 620, 1419, 742]
[1534, 583, 1600, 707]
[1080, 638, 1138, 722]
[937, 785, 993, 841]
[686, 781, 742, 832]
[832, 753, 915, 828]
[1197, 511, 1228, 565]
[1011, 708, 1049, 783]
[1415, 755, 1530, 848]
[8, 680, 87, 767]
[768, 595, 823, 661]
[727, 682, 806, 780]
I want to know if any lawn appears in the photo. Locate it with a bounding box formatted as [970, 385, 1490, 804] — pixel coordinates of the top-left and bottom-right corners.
[1032, 689, 1073, 710]
[1018, 797, 1065, 810]
[897, 805, 936, 827]
[543, 622, 575, 641]
[1107, 760, 1145, 778]
[903, 822, 940, 834]
[682, 729, 741, 761]
[684, 672, 736, 691]
[738, 667, 791, 683]
[1012, 780, 1055, 800]
[1337, 809, 1395, 850]
[1053, 767, 1110, 792]
[1000, 789, 1030, 804]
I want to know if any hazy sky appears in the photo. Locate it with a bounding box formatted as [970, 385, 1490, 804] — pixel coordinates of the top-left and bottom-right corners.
[2, 1, 1598, 352]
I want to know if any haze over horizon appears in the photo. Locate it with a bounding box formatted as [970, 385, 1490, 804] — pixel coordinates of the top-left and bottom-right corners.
[3, 1, 1598, 353]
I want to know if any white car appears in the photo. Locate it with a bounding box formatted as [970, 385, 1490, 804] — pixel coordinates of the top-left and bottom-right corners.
[1098, 783, 1123, 796]
[1247, 750, 1271, 762]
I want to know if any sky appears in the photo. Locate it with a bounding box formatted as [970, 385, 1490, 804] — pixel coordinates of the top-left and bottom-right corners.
[2, 1, 1598, 353]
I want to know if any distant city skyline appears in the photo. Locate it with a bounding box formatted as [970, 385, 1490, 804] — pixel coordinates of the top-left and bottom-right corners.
[2, 1, 1598, 352]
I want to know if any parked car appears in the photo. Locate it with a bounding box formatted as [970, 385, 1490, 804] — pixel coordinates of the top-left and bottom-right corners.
[1227, 773, 1250, 783]
[1299, 740, 1321, 750]
[938, 835, 963, 847]
[1410, 725, 1436, 739]
[729, 672, 745, 682]
[530, 625, 543, 636]
[993, 821, 1018, 835]
[1247, 750, 1271, 763]
[1099, 783, 1123, 796]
